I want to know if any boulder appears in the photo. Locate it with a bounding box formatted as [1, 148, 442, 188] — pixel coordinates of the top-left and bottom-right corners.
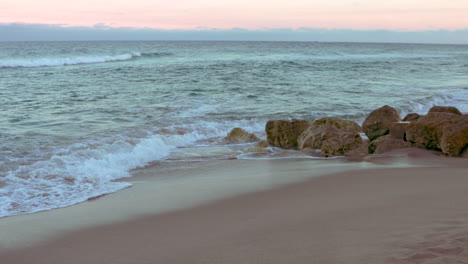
[402, 113, 421, 122]
[428, 106, 462, 116]
[362, 105, 401, 141]
[320, 129, 368, 157]
[245, 140, 270, 153]
[389, 122, 409, 140]
[368, 135, 412, 154]
[311, 117, 361, 134]
[225, 128, 259, 143]
[298, 125, 334, 150]
[406, 112, 460, 153]
[439, 115, 468, 156]
[265, 119, 309, 149]
[298, 118, 361, 150]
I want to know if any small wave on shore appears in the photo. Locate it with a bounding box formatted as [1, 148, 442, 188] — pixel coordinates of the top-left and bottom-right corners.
[0, 52, 144, 68]
[0, 120, 263, 218]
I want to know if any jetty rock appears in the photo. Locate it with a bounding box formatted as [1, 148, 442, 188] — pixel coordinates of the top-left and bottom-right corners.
[319, 127, 368, 157]
[406, 112, 468, 156]
[225, 128, 259, 143]
[402, 113, 421, 122]
[428, 106, 462, 115]
[298, 117, 361, 150]
[368, 135, 412, 154]
[362, 105, 401, 141]
[388, 122, 409, 140]
[440, 115, 468, 156]
[266, 119, 309, 149]
[311, 117, 361, 133]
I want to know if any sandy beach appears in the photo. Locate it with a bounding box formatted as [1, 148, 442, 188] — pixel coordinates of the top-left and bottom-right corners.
[1, 149, 467, 264]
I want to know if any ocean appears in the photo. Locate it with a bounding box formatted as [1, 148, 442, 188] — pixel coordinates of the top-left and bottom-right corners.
[0, 41, 467, 218]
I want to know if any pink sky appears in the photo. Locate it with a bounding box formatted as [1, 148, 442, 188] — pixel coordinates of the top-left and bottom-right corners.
[2, 0, 468, 31]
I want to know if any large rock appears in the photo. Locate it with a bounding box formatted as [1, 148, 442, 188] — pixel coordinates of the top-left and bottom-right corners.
[428, 106, 462, 115]
[320, 128, 368, 157]
[389, 122, 409, 140]
[440, 115, 468, 156]
[311, 117, 361, 133]
[298, 118, 361, 149]
[402, 113, 421, 122]
[297, 124, 367, 157]
[298, 125, 334, 150]
[225, 128, 259, 143]
[368, 135, 412, 154]
[265, 119, 309, 149]
[362, 105, 401, 141]
[406, 112, 468, 156]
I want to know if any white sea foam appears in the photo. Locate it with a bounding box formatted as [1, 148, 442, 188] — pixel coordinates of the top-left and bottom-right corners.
[398, 89, 468, 117]
[0, 120, 264, 218]
[0, 52, 142, 68]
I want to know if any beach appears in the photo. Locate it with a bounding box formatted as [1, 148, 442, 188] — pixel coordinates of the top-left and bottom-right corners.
[1, 148, 467, 263]
[1, 40, 467, 264]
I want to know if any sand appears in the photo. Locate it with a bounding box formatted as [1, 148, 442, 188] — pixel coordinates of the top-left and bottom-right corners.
[1, 149, 467, 264]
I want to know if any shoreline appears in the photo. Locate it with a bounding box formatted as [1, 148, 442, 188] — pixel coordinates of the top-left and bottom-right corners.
[0, 154, 409, 251]
[1, 149, 467, 263]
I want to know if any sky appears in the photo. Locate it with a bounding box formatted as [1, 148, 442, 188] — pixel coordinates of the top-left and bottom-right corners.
[1, 0, 468, 43]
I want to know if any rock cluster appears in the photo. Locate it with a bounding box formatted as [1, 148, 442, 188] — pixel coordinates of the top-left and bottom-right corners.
[233, 105, 466, 158]
[406, 111, 467, 156]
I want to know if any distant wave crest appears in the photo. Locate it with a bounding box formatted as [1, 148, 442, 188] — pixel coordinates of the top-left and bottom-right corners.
[0, 51, 159, 68]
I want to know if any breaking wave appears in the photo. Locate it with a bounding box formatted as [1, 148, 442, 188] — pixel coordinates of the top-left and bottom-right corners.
[0, 52, 146, 68]
[0, 120, 264, 218]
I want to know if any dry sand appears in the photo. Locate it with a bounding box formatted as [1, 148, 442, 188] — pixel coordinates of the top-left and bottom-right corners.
[1, 149, 467, 264]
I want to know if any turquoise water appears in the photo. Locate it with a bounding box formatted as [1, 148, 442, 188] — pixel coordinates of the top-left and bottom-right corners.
[1, 41, 467, 217]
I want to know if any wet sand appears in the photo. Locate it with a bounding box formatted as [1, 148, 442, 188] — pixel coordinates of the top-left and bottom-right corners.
[1, 149, 467, 264]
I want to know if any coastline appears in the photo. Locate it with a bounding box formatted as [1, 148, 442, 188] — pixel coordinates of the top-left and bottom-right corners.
[1, 149, 467, 263]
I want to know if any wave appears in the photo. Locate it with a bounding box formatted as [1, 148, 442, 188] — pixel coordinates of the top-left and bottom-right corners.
[396, 88, 468, 116]
[0, 120, 264, 218]
[286, 53, 452, 62]
[0, 52, 149, 68]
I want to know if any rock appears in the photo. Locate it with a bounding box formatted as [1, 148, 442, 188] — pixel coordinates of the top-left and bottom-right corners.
[265, 119, 309, 149]
[298, 125, 334, 150]
[297, 125, 367, 157]
[311, 117, 361, 134]
[255, 140, 270, 148]
[362, 105, 401, 141]
[402, 113, 421, 122]
[406, 112, 460, 152]
[320, 129, 368, 157]
[298, 118, 361, 150]
[389, 122, 409, 140]
[368, 135, 412, 154]
[245, 147, 269, 153]
[428, 106, 462, 116]
[245, 140, 270, 153]
[225, 128, 259, 143]
[439, 115, 468, 156]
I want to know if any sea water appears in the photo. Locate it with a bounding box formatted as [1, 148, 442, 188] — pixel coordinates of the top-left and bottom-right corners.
[0, 41, 467, 217]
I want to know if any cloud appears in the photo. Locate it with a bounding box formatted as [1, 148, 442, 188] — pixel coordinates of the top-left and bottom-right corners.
[0, 23, 467, 44]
